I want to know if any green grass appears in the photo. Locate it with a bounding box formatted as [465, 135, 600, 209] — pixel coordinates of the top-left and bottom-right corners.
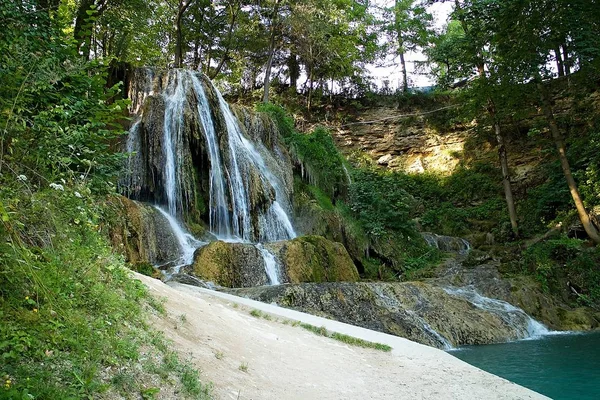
[298, 323, 392, 352]
[0, 188, 212, 399]
[238, 362, 249, 373]
[249, 309, 272, 320]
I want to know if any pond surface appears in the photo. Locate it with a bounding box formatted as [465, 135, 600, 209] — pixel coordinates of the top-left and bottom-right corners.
[450, 332, 600, 399]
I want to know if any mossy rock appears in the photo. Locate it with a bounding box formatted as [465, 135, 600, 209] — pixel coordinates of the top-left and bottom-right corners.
[266, 235, 359, 283]
[193, 241, 268, 288]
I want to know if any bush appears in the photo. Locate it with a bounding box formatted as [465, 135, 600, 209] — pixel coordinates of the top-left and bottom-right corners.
[523, 237, 600, 306]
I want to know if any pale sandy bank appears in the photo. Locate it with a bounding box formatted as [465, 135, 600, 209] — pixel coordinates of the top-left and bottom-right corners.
[134, 273, 548, 400]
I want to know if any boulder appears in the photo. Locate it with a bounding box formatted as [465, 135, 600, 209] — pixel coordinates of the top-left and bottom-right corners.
[193, 241, 269, 288]
[266, 236, 359, 283]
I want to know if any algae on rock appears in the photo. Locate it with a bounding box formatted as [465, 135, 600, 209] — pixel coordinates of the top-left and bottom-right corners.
[266, 236, 359, 283]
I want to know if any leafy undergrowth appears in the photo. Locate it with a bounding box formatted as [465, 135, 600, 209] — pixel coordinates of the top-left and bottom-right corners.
[0, 185, 211, 399]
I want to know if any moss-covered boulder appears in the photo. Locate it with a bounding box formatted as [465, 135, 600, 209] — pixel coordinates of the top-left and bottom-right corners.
[193, 241, 269, 288]
[266, 236, 359, 283]
[106, 196, 181, 266]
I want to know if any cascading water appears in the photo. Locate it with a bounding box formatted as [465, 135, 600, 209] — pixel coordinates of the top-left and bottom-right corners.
[154, 206, 206, 274]
[444, 286, 551, 339]
[422, 233, 471, 255]
[372, 285, 453, 349]
[124, 69, 295, 284]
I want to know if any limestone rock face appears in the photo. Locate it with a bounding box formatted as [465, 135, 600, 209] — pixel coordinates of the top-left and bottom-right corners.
[266, 236, 360, 283]
[430, 258, 600, 331]
[193, 241, 269, 288]
[229, 281, 530, 349]
[107, 196, 182, 266]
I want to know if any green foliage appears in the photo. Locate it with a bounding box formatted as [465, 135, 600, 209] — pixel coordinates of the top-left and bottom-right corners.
[0, 2, 127, 193]
[0, 184, 210, 398]
[260, 104, 346, 199]
[348, 169, 415, 238]
[523, 237, 600, 306]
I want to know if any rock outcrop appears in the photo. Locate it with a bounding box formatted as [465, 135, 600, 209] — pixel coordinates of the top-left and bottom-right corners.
[193, 241, 269, 288]
[229, 281, 538, 349]
[265, 236, 359, 283]
[192, 236, 359, 288]
[107, 196, 182, 266]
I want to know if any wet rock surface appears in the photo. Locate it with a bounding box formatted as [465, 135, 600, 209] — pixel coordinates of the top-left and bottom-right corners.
[108, 196, 183, 265]
[265, 235, 359, 283]
[193, 241, 269, 288]
[229, 281, 531, 349]
[191, 236, 359, 288]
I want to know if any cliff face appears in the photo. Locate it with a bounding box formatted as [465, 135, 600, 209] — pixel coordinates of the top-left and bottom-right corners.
[331, 105, 548, 193]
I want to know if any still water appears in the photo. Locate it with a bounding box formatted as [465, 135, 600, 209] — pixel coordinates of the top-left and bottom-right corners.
[451, 332, 600, 399]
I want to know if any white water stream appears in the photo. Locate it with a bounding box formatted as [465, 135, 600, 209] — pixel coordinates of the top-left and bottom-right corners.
[443, 286, 551, 339]
[154, 206, 206, 275]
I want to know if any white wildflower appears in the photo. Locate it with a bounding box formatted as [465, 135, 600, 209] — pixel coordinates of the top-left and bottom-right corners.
[49, 183, 64, 191]
[60, 178, 66, 184]
[79, 175, 85, 180]
[17, 175, 27, 182]
[74, 192, 82, 198]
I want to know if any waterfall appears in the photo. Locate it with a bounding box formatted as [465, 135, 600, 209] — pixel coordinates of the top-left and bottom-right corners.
[124, 69, 296, 284]
[372, 285, 453, 349]
[443, 286, 550, 339]
[422, 233, 471, 254]
[214, 87, 296, 242]
[256, 244, 281, 285]
[162, 71, 188, 215]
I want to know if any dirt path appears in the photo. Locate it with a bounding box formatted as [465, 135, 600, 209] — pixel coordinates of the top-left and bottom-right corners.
[134, 273, 548, 400]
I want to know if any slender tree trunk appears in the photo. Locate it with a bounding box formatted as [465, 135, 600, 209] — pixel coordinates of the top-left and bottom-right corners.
[536, 79, 600, 244]
[73, 0, 96, 59]
[210, 2, 240, 79]
[455, 0, 519, 236]
[174, 0, 194, 68]
[495, 120, 519, 236]
[307, 66, 314, 111]
[561, 43, 571, 75]
[263, 0, 281, 103]
[555, 46, 565, 77]
[399, 50, 408, 92]
[288, 53, 299, 90]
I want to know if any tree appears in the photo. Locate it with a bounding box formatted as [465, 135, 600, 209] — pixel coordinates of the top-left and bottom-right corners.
[480, 0, 600, 243]
[385, 0, 432, 92]
[428, 1, 520, 237]
[262, 0, 282, 103]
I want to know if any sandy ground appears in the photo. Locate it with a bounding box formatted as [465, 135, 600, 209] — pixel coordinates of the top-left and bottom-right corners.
[134, 273, 548, 400]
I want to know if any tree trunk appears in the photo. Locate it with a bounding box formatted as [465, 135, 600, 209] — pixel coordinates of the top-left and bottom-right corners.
[73, 0, 96, 59]
[307, 66, 314, 111]
[536, 79, 600, 244]
[263, 0, 281, 103]
[399, 50, 408, 92]
[561, 43, 571, 75]
[495, 121, 519, 236]
[288, 53, 299, 89]
[209, 2, 240, 79]
[174, 0, 194, 68]
[454, 0, 519, 237]
[555, 46, 565, 77]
